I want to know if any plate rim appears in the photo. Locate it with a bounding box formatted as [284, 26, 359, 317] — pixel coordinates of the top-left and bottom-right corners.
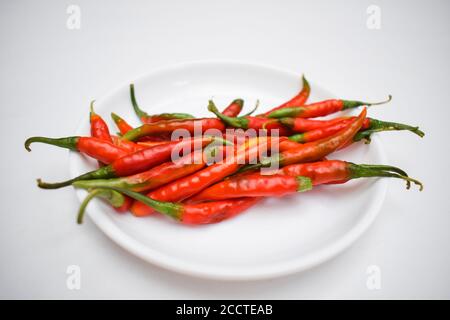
[69, 60, 388, 281]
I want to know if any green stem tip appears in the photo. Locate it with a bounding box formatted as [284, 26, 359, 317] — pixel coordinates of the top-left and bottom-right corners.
[354, 118, 425, 143]
[130, 83, 148, 119]
[301, 74, 310, 92]
[37, 166, 115, 190]
[24, 136, 78, 152]
[89, 100, 96, 118]
[349, 163, 423, 191]
[343, 95, 392, 109]
[77, 189, 125, 224]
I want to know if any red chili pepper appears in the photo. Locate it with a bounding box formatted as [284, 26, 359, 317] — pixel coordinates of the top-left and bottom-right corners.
[72, 148, 212, 193]
[276, 160, 423, 190]
[89, 104, 132, 212]
[80, 186, 270, 225]
[287, 117, 424, 143]
[278, 117, 351, 132]
[110, 135, 147, 153]
[130, 84, 194, 123]
[122, 118, 226, 141]
[222, 99, 244, 117]
[207, 100, 290, 136]
[188, 174, 312, 202]
[130, 137, 272, 216]
[242, 108, 367, 172]
[267, 95, 391, 119]
[111, 112, 133, 135]
[36, 136, 222, 189]
[259, 75, 310, 116]
[25, 136, 128, 164]
[89, 102, 113, 143]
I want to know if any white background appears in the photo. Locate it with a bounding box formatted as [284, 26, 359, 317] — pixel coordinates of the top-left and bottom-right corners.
[1, 0, 449, 299]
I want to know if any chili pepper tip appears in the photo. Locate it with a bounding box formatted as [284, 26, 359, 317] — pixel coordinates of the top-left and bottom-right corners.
[130, 83, 148, 119]
[365, 95, 392, 106]
[301, 74, 310, 92]
[89, 100, 96, 115]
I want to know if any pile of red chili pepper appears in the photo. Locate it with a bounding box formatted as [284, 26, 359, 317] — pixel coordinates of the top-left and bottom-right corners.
[25, 76, 424, 225]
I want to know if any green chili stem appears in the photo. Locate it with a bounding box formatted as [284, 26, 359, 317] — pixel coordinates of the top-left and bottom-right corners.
[130, 83, 148, 119]
[348, 162, 423, 190]
[83, 186, 183, 220]
[37, 166, 115, 189]
[25, 136, 79, 152]
[77, 189, 125, 224]
[342, 95, 392, 109]
[207, 100, 249, 128]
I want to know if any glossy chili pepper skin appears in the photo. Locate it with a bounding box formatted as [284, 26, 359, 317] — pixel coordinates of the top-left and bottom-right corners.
[130, 137, 271, 216]
[111, 135, 146, 153]
[130, 84, 194, 123]
[260, 75, 310, 116]
[73, 149, 208, 193]
[277, 160, 423, 190]
[283, 116, 423, 138]
[287, 118, 365, 143]
[25, 136, 128, 164]
[90, 105, 133, 209]
[242, 108, 367, 173]
[222, 99, 244, 117]
[188, 175, 312, 202]
[90, 102, 113, 143]
[180, 198, 261, 224]
[279, 117, 355, 132]
[37, 136, 218, 189]
[207, 101, 290, 135]
[122, 118, 226, 141]
[267, 96, 391, 119]
[89, 186, 266, 224]
[111, 113, 133, 135]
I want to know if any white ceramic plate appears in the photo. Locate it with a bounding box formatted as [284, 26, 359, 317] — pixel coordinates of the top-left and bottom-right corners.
[69, 61, 387, 280]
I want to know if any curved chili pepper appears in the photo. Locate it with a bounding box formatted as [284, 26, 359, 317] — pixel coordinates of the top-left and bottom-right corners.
[37, 136, 223, 189]
[90, 101, 112, 143]
[130, 137, 271, 216]
[25, 136, 128, 164]
[111, 113, 133, 135]
[122, 117, 226, 141]
[279, 117, 351, 132]
[277, 160, 423, 190]
[207, 100, 290, 136]
[72, 148, 212, 193]
[267, 95, 391, 119]
[188, 174, 312, 202]
[242, 108, 367, 172]
[130, 84, 194, 123]
[259, 75, 310, 116]
[284, 117, 424, 143]
[90, 104, 132, 211]
[222, 99, 244, 117]
[81, 186, 274, 224]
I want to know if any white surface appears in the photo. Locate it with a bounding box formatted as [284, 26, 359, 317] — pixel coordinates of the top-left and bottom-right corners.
[0, 0, 449, 298]
[70, 61, 387, 280]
